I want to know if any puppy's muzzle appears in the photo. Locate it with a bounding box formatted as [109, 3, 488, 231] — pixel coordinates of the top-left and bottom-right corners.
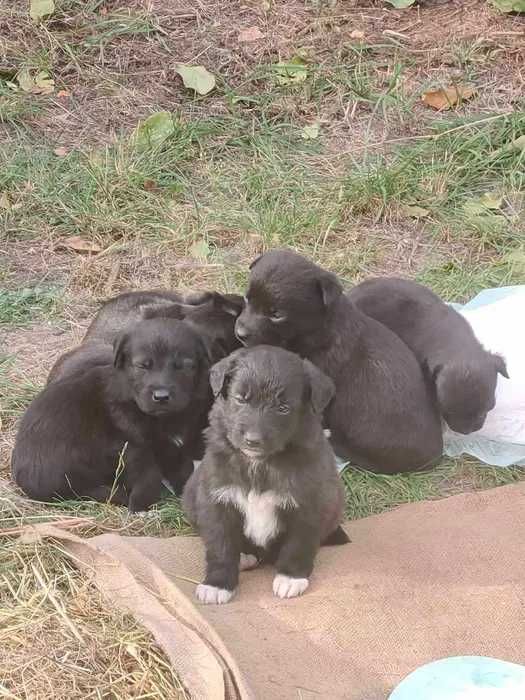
[234, 321, 250, 345]
[152, 388, 171, 403]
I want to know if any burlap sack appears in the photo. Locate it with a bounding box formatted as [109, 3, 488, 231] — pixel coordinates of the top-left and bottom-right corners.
[33, 482, 525, 699]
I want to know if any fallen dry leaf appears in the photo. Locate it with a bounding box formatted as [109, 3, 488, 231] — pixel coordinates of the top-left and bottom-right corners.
[143, 179, 159, 192]
[421, 85, 477, 111]
[56, 89, 70, 98]
[53, 146, 68, 157]
[58, 236, 102, 254]
[238, 26, 265, 42]
[350, 29, 365, 39]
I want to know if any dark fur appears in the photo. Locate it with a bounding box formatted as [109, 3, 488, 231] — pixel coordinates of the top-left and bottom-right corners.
[48, 291, 244, 384]
[348, 277, 508, 434]
[235, 250, 443, 473]
[12, 318, 213, 511]
[183, 346, 347, 602]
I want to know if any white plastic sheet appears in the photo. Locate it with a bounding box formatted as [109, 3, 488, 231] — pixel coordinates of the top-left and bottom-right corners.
[443, 286, 525, 467]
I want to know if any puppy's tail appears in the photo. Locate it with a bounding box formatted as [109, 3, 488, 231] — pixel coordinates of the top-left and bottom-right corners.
[322, 525, 350, 546]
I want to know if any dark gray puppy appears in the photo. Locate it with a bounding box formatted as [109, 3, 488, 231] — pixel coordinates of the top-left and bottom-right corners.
[48, 291, 244, 384]
[183, 346, 348, 605]
[82, 290, 189, 344]
[13, 318, 212, 511]
[348, 277, 508, 434]
[234, 250, 443, 474]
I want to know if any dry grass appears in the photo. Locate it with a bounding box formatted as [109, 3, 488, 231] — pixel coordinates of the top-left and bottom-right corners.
[1, 0, 524, 696]
[0, 536, 189, 699]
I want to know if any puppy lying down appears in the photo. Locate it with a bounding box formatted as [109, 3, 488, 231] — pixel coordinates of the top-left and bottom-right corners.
[348, 277, 508, 434]
[12, 318, 212, 511]
[183, 346, 348, 605]
[48, 290, 243, 385]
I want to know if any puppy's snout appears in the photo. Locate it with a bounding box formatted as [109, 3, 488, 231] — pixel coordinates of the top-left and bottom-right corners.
[234, 320, 249, 344]
[244, 432, 262, 448]
[152, 388, 171, 403]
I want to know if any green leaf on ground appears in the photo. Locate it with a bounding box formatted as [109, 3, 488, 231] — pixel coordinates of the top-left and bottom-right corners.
[301, 122, 320, 140]
[134, 112, 175, 150]
[463, 193, 503, 216]
[189, 240, 210, 261]
[30, 0, 55, 21]
[176, 65, 216, 95]
[385, 0, 416, 8]
[502, 249, 525, 275]
[491, 0, 525, 12]
[274, 57, 308, 85]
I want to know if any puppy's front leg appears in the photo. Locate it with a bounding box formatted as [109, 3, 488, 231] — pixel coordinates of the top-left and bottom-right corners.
[273, 517, 319, 600]
[197, 504, 242, 605]
[125, 446, 163, 513]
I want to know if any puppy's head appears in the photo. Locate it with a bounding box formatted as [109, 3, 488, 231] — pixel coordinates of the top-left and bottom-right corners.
[142, 292, 244, 361]
[436, 353, 508, 434]
[235, 250, 342, 352]
[113, 318, 212, 416]
[210, 346, 334, 459]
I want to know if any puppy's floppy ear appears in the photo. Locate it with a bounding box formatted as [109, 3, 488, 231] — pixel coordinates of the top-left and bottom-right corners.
[212, 292, 244, 317]
[491, 353, 509, 379]
[209, 349, 245, 397]
[249, 254, 263, 270]
[317, 271, 343, 308]
[303, 359, 335, 414]
[113, 331, 130, 369]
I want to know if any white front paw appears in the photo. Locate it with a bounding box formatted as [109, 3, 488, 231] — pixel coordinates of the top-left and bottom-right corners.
[272, 574, 309, 599]
[196, 584, 234, 605]
[239, 553, 259, 571]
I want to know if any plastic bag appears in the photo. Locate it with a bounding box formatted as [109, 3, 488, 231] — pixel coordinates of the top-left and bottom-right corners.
[443, 286, 525, 467]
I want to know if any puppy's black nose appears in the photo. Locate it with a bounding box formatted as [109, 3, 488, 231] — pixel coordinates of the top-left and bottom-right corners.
[152, 389, 170, 403]
[235, 323, 249, 342]
[244, 433, 262, 448]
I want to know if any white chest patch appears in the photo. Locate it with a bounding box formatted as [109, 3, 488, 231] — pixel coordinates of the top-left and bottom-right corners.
[212, 486, 297, 548]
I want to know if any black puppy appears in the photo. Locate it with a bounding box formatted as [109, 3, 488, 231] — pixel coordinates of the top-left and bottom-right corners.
[235, 250, 443, 473]
[83, 289, 242, 346]
[183, 346, 347, 604]
[348, 277, 508, 434]
[12, 318, 212, 511]
[48, 291, 244, 384]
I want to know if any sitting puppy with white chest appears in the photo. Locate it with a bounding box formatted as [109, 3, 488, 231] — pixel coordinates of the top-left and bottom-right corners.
[347, 277, 508, 434]
[12, 318, 213, 511]
[183, 345, 348, 605]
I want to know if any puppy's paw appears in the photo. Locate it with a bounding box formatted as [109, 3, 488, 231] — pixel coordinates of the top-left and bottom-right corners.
[196, 584, 234, 605]
[239, 553, 259, 571]
[272, 574, 309, 599]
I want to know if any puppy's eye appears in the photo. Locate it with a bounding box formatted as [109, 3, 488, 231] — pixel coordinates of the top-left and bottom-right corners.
[233, 395, 247, 405]
[135, 360, 151, 370]
[269, 309, 286, 323]
[277, 403, 290, 414]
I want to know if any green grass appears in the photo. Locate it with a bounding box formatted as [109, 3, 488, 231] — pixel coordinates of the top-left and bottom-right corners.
[342, 459, 525, 520]
[0, 286, 62, 325]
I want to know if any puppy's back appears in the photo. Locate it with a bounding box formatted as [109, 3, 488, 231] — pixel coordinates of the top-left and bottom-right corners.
[348, 277, 481, 368]
[48, 342, 113, 384]
[12, 367, 116, 500]
[83, 290, 185, 344]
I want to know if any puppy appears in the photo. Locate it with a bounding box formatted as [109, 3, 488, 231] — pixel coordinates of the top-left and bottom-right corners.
[12, 318, 212, 511]
[83, 289, 242, 346]
[183, 346, 348, 604]
[48, 291, 243, 384]
[82, 290, 188, 344]
[348, 277, 508, 434]
[235, 250, 443, 473]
